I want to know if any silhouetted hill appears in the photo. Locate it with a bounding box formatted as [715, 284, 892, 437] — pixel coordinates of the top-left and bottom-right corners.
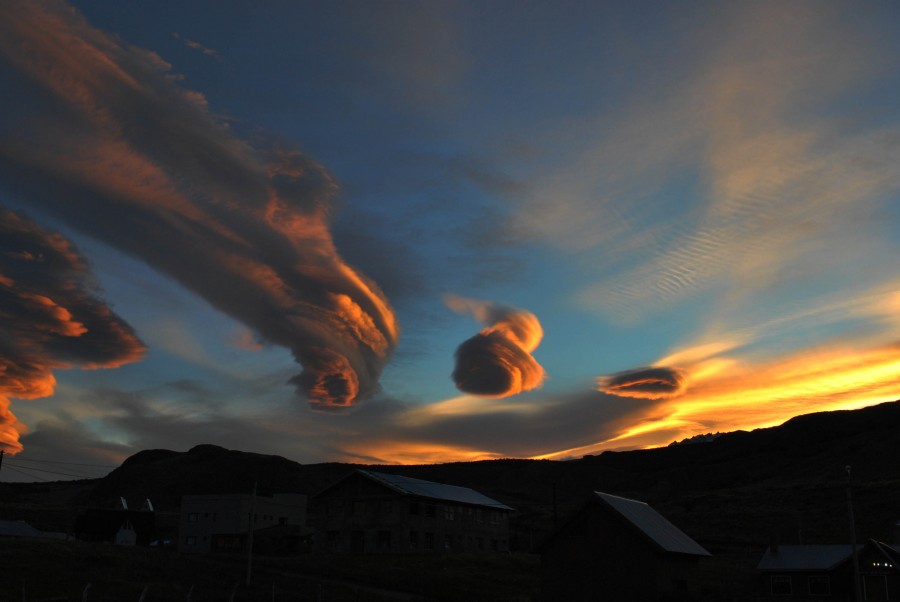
[3, 400, 899, 553]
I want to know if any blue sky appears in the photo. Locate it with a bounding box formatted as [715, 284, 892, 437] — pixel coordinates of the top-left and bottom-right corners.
[2, 1, 900, 481]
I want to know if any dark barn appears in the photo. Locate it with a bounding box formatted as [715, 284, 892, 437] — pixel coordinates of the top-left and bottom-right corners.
[541, 491, 710, 602]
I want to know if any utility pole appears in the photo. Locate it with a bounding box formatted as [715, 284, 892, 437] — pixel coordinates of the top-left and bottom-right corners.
[1, 449, 5, 476]
[846, 466, 863, 602]
[246, 482, 257, 587]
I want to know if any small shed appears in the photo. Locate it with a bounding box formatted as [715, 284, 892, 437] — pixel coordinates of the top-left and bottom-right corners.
[541, 491, 710, 602]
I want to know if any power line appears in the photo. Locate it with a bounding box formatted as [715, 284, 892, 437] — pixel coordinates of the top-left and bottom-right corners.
[4, 461, 97, 479]
[3, 464, 49, 482]
[10, 457, 117, 468]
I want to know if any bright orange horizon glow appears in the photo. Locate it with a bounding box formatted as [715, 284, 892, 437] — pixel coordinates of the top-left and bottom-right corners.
[534, 342, 900, 461]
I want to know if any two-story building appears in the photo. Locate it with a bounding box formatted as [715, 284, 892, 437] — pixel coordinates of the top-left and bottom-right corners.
[310, 469, 514, 554]
[179, 492, 307, 554]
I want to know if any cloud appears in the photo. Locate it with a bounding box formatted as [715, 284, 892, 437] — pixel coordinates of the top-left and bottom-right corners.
[172, 32, 223, 62]
[0, 208, 145, 453]
[597, 366, 688, 400]
[507, 2, 900, 323]
[446, 295, 544, 397]
[0, 1, 398, 410]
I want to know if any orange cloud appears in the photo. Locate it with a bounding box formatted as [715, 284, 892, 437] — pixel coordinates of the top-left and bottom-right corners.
[597, 366, 688, 400]
[0, 209, 146, 453]
[0, 2, 398, 410]
[447, 296, 545, 397]
[563, 341, 900, 457]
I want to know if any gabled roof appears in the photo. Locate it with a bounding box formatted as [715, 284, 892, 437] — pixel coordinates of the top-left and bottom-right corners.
[594, 492, 711, 557]
[758, 540, 900, 572]
[757, 545, 855, 571]
[355, 470, 514, 511]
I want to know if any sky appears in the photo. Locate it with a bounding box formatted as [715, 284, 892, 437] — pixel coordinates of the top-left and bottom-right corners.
[2, 0, 900, 482]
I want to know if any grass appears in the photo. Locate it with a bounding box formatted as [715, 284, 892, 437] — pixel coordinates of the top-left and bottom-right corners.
[1, 538, 540, 602]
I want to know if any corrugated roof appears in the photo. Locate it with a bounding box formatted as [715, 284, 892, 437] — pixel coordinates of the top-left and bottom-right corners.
[595, 492, 710, 556]
[359, 470, 514, 511]
[757, 545, 855, 571]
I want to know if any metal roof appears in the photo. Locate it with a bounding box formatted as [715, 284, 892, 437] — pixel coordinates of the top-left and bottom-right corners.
[595, 492, 710, 556]
[359, 470, 514, 511]
[758, 542, 900, 571]
[757, 545, 853, 571]
[0, 519, 45, 538]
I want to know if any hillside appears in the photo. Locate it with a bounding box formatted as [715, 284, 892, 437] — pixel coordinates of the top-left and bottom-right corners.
[3, 400, 900, 550]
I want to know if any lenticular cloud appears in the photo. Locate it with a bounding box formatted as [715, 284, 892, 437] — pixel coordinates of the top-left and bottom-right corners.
[597, 366, 688, 400]
[0, 209, 146, 453]
[447, 295, 545, 397]
[0, 2, 398, 410]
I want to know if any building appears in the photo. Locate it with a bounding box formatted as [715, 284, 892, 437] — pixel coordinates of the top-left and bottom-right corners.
[310, 469, 514, 554]
[757, 539, 900, 600]
[179, 492, 308, 554]
[540, 491, 711, 602]
[73, 502, 156, 546]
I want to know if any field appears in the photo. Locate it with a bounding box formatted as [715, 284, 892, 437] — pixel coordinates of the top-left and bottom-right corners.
[1, 538, 540, 602]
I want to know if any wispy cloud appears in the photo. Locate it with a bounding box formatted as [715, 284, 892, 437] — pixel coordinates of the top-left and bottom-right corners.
[513, 2, 900, 325]
[0, 1, 398, 411]
[172, 32, 223, 62]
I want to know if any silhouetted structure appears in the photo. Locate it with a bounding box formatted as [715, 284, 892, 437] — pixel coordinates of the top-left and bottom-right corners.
[178, 492, 308, 554]
[540, 491, 710, 602]
[757, 539, 900, 600]
[310, 469, 514, 554]
[73, 508, 155, 546]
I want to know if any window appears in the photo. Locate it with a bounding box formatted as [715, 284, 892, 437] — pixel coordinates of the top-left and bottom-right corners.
[188, 513, 199, 522]
[409, 502, 420, 515]
[424, 532, 434, 550]
[475, 509, 484, 524]
[409, 530, 419, 549]
[186, 536, 197, 546]
[808, 576, 830, 596]
[376, 530, 392, 550]
[490, 511, 500, 525]
[444, 506, 455, 520]
[425, 504, 436, 518]
[771, 576, 792, 596]
[382, 500, 394, 515]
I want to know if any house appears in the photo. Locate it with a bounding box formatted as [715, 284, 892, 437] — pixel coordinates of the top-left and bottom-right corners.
[540, 491, 710, 602]
[310, 469, 514, 554]
[178, 492, 308, 554]
[757, 539, 900, 600]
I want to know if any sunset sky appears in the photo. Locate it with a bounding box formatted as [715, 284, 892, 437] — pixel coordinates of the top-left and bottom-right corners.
[2, 0, 900, 482]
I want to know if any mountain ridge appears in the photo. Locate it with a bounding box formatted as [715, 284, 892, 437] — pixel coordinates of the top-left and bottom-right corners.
[3, 400, 899, 551]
